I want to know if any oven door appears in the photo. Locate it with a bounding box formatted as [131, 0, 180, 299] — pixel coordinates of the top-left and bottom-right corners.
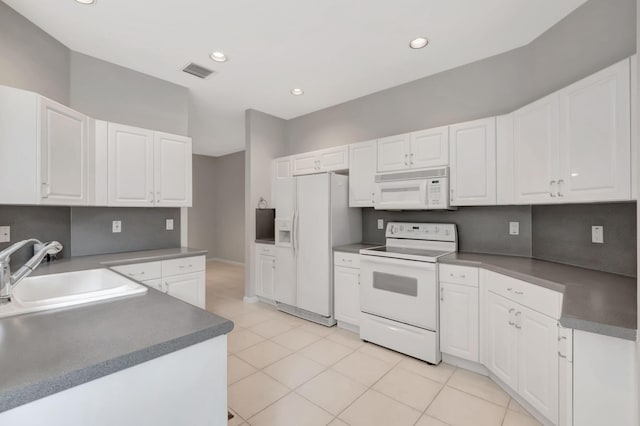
[360, 255, 437, 330]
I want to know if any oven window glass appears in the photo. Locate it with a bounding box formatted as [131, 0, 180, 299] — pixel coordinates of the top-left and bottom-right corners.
[372, 272, 418, 297]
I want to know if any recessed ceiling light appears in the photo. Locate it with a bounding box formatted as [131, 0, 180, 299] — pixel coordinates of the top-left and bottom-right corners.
[210, 51, 227, 63]
[409, 37, 429, 49]
[75, 0, 95, 4]
[290, 88, 304, 96]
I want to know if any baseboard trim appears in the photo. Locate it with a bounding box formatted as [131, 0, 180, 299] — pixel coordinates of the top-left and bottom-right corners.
[207, 257, 245, 266]
[243, 296, 259, 304]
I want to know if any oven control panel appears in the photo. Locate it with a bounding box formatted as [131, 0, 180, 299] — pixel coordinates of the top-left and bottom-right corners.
[385, 222, 457, 241]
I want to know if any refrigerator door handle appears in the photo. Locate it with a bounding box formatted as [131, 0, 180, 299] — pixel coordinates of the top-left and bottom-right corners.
[292, 210, 298, 254]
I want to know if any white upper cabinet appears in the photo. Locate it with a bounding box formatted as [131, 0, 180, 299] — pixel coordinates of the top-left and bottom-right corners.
[449, 117, 497, 206]
[0, 87, 90, 206]
[513, 93, 560, 204]
[274, 156, 292, 179]
[39, 98, 89, 205]
[292, 146, 349, 176]
[107, 123, 192, 207]
[349, 140, 377, 207]
[410, 126, 449, 169]
[108, 123, 155, 207]
[557, 58, 631, 202]
[154, 132, 192, 207]
[377, 133, 411, 172]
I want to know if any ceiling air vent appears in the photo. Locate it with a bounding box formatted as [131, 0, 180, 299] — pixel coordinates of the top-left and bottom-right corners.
[182, 62, 214, 79]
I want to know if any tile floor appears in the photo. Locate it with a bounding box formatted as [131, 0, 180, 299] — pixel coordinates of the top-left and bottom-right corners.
[205, 261, 541, 426]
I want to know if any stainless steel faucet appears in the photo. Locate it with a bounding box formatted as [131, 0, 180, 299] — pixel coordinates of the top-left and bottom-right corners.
[0, 239, 63, 304]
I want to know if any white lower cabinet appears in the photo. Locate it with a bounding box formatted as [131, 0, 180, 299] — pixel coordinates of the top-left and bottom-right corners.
[255, 244, 276, 300]
[334, 252, 360, 328]
[485, 291, 519, 389]
[439, 279, 479, 362]
[111, 255, 206, 309]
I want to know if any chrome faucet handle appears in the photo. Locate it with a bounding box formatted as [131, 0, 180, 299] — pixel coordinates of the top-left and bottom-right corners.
[0, 239, 43, 263]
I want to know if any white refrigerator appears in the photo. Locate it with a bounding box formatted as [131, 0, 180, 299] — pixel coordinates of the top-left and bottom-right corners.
[274, 173, 362, 324]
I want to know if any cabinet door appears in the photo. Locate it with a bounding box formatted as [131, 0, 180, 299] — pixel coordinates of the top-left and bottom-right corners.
[517, 305, 559, 424]
[274, 157, 292, 179]
[334, 266, 360, 326]
[256, 254, 276, 300]
[440, 282, 479, 362]
[558, 58, 631, 202]
[558, 326, 573, 426]
[39, 98, 88, 205]
[349, 140, 377, 207]
[377, 134, 410, 172]
[108, 123, 155, 206]
[513, 94, 560, 204]
[486, 291, 518, 390]
[292, 153, 319, 175]
[319, 146, 348, 172]
[410, 126, 449, 169]
[154, 132, 192, 207]
[449, 117, 496, 205]
[164, 271, 205, 308]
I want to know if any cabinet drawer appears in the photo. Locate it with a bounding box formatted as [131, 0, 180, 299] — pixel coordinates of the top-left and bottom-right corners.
[256, 243, 276, 257]
[484, 270, 562, 319]
[162, 256, 206, 277]
[111, 261, 162, 281]
[439, 264, 479, 287]
[334, 252, 360, 269]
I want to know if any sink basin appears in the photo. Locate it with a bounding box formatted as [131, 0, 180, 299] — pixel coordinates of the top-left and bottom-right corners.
[0, 268, 147, 319]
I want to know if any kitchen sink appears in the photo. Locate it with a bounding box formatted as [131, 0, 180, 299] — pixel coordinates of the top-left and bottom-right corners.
[0, 268, 147, 319]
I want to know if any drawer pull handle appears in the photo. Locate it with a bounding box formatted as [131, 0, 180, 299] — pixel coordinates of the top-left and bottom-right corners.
[558, 351, 567, 359]
[129, 272, 145, 276]
[507, 287, 512, 292]
[515, 311, 522, 329]
[179, 264, 194, 269]
[460, 274, 466, 278]
[514, 290, 524, 295]
[508, 308, 515, 325]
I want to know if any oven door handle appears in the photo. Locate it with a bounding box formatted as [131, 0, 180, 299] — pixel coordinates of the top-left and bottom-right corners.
[360, 255, 436, 270]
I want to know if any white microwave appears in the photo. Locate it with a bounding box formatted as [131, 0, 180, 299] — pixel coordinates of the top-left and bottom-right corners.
[373, 167, 453, 210]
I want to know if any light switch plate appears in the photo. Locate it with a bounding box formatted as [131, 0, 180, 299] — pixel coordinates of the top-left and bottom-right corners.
[377, 219, 384, 230]
[166, 219, 174, 231]
[592, 225, 604, 244]
[0, 226, 10, 243]
[509, 221, 520, 236]
[112, 220, 122, 233]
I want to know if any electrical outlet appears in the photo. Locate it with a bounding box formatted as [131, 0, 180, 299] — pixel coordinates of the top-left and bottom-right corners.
[592, 225, 604, 244]
[377, 219, 384, 230]
[112, 220, 122, 233]
[509, 222, 520, 236]
[166, 219, 174, 231]
[0, 226, 10, 243]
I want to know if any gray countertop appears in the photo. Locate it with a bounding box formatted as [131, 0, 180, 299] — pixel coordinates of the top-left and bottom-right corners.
[0, 247, 234, 413]
[333, 243, 382, 254]
[440, 252, 637, 340]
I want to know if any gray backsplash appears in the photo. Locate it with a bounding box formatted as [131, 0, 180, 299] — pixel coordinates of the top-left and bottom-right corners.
[532, 203, 637, 277]
[362, 202, 637, 277]
[362, 206, 533, 257]
[0, 205, 71, 269]
[70, 207, 180, 256]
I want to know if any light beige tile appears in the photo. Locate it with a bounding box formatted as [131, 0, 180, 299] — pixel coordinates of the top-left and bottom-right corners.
[228, 355, 257, 385]
[272, 328, 322, 351]
[227, 372, 289, 419]
[373, 367, 443, 411]
[299, 322, 337, 337]
[427, 387, 506, 426]
[397, 357, 456, 384]
[248, 392, 333, 426]
[339, 390, 422, 426]
[502, 410, 541, 426]
[233, 311, 276, 328]
[356, 342, 406, 364]
[235, 340, 292, 369]
[332, 351, 394, 386]
[227, 408, 245, 426]
[297, 369, 367, 415]
[299, 338, 354, 366]
[327, 419, 349, 426]
[414, 415, 450, 426]
[508, 398, 531, 416]
[326, 328, 364, 349]
[249, 318, 294, 339]
[227, 329, 265, 353]
[447, 368, 510, 407]
[263, 353, 326, 389]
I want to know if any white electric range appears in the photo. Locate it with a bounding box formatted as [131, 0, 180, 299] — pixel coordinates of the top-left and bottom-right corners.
[359, 222, 457, 364]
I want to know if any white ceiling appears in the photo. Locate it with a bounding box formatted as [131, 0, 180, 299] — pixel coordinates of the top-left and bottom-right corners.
[6, 0, 587, 156]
